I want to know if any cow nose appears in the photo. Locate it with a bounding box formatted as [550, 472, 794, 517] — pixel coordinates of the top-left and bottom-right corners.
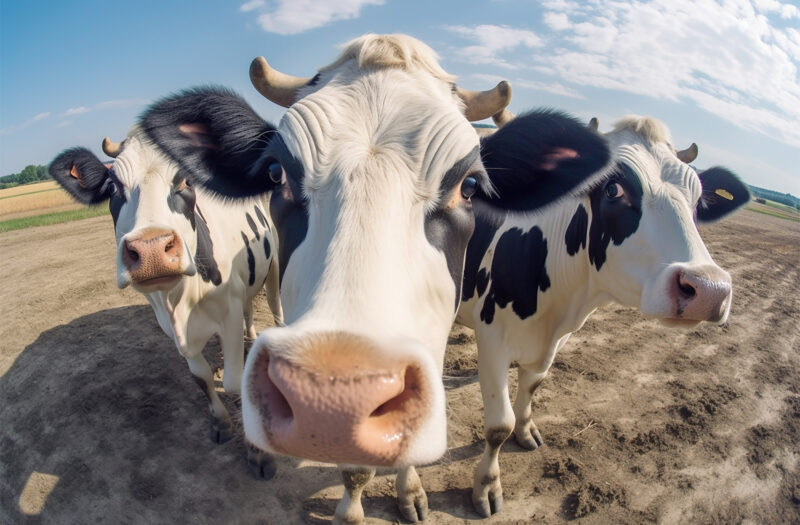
[122, 228, 184, 284]
[672, 266, 732, 322]
[249, 333, 429, 466]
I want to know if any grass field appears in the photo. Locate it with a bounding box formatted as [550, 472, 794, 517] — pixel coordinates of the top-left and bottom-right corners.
[0, 181, 78, 217]
[0, 206, 109, 233]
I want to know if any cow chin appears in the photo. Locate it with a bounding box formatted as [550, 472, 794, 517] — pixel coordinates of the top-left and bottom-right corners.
[240, 330, 447, 468]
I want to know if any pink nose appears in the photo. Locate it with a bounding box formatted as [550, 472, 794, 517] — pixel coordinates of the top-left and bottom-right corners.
[250, 333, 428, 466]
[672, 266, 732, 322]
[122, 228, 184, 283]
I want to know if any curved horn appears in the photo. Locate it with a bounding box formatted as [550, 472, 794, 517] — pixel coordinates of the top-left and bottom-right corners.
[492, 108, 515, 128]
[457, 80, 512, 122]
[250, 56, 310, 108]
[588, 117, 599, 131]
[676, 142, 699, 163]
[102, 137, 122, 158]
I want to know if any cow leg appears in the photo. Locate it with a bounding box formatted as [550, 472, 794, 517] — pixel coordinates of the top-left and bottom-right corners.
[244, 302, 257, 340]
[184, 354, 233, 443]
[396, 466, 428, 522]
[512, 367, 546, 450]
[472, 343, 514, 517]
[265, 258, 283, 326]
[333, 467, 375, 525]
[220, 312, 245, 393]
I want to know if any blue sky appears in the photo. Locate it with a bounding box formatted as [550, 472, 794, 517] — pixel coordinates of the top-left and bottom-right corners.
[2, 0, 799, 194]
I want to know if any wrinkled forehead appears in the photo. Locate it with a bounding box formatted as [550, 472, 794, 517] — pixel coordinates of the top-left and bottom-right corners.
[608, 130, 701, 201]
[276, 63, 479, 193]
[112, 134, 179, 187]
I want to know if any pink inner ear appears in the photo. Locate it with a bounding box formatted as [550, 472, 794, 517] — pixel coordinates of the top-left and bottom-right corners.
[178, 123, 219, 149]
[539, 147, 579, 171]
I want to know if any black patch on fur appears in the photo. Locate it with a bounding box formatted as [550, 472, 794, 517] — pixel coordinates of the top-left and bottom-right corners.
[139, 86, 280, 199]
[269, 190, 308, 285]
[588, 163, 643, 271]
[307, 73, 321, 87]
[462, 214, 501, 301]
[49, 147, 112, 205]
[194, 207, 222, 285]
[167, 183, 197, 230]
[246, 213, 260, 240]
[476, 110, 610, 214]
[241, 232, 256, 286]
[696, 167, 750, 222]
[565, 204, 588, 256]
[254, 205, 269, 228]
[263, 236, 271, 261]
[479, 226, 551, 324]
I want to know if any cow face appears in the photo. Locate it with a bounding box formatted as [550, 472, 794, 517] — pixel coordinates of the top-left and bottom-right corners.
[582, 117, 749, 326]
[49, 132, 221, 293]
[140, 35, 610, 468]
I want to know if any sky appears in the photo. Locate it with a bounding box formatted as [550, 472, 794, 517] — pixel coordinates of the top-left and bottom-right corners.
[1, 0, 799, 195]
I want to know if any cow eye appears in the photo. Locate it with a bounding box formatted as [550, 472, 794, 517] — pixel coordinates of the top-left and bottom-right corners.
[267, 161, 283, 184]
[461, 176, 478, 200]
[605, 181, 625, 200]
[108, 181, 119, 196]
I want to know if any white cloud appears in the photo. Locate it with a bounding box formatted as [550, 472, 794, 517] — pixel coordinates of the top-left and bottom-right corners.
[239, 0, 265, 12]
[247, 0, 383, 35]
[63, 106, 89, 117]
[472, 73, 585, 99]
[32, 112, 50, 121]
[445, 24, 543, 68]
[532, 0, 800, 148]
[56, 121, 72, 128]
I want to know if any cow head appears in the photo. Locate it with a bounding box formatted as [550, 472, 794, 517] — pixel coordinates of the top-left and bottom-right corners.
[49, 130, 221, 293]
[140, 34, 610, 467]
[579, 116, 749, 326]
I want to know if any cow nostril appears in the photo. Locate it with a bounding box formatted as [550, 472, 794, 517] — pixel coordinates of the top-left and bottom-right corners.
[369, 366, 421, 419]
[677, 273, 696, 299]
[261, 358, 293, 421]
[124, 242, 140, 264]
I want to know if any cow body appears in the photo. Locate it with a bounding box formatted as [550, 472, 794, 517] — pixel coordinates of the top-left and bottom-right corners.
[457, 116, 749, 516]
[139, 34, 612, 523]
[49, 130, 283, 456]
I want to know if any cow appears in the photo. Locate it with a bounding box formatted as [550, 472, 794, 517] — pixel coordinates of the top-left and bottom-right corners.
[48, 129, 283, 476]
[138, 34, 612, 523]
[457, 115, 750, 517]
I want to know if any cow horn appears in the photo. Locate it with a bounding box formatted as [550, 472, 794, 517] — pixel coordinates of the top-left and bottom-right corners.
[102, 137, 122, 158]
[250, 56, 310, 108]
[676, 142, 699, 163]
[492, 108, 515, 128]
[457, 80, 512, 122]
[588, 117, 599, 131]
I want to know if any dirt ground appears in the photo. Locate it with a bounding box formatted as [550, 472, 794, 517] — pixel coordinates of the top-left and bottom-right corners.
[1, 208, 798, 524]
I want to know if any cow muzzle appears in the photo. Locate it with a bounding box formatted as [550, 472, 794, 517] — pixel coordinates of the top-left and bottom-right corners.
[669, 264, 732, 323]
[242, 331, 441, 467]
[121, 227, 187, 290]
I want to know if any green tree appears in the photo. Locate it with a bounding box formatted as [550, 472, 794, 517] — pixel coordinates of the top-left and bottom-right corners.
[17, 165, 39, 184]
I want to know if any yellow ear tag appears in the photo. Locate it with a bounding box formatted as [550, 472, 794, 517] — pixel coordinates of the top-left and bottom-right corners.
[715, 188, 734, 200]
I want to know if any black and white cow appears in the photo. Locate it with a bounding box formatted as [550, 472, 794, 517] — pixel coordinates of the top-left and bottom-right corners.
[49, 129, 283, 456]
[138, 34, 611, 523]
[457, 115, 750, 517]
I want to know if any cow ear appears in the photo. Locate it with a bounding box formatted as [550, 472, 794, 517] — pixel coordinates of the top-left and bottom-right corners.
[49, 148, 111, 205]
[696, 167, 750, 222]
[476, 109, 611, 214]
[140, 87, 280, 199]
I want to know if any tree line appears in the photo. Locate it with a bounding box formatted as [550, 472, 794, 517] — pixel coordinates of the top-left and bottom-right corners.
[747, 184, 800, 211]
[0, 165, 50, 189]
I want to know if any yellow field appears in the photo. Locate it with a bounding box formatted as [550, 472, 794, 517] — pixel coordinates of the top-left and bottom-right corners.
[0, 181, 81, 219]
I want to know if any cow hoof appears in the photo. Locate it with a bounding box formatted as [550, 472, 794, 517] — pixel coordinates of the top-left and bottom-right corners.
[398, 488, 428, 522]
[332, 502, 364, 525]
[514, 418, 544, 450]
[246, 446, 277, 480]
[210, 419, 233, 444]
[472, 480, 503, 518]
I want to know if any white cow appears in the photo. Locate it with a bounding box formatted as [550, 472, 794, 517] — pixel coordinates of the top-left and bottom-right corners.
[139, 35, 612, 523]
[457, 115, 750, 516]
[49, 129, 283, 475]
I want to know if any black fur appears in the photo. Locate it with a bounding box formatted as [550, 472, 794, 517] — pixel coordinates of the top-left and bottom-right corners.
[48, 148, 111, 205]
[462, 214, 501, 302]
[477, 109, 610, 214]
[696, 167, 750, 222]
[195, 207, 222, 285]
[479, 226, 551, 324]
[241, 232, 256, 286]
[167, 185, 197, 230]
[139, 86, 280, 199]
[246, 213, 261, 240]
[564, 204, 588, 256]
